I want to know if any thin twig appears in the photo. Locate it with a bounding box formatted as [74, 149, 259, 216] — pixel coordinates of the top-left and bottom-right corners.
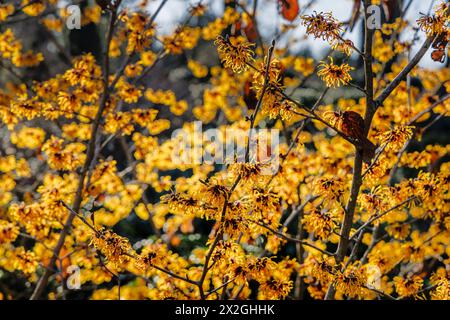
[248, 219, 334, 256]
[375, 36, 435, 107]
[350, 196, 416, 240]
[30, 2, 122, 299]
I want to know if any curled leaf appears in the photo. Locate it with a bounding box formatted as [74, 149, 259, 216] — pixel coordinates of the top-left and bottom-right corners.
[279, 0, 299, 22]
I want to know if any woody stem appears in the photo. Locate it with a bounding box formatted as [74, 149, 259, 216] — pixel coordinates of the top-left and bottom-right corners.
[324, 0, 375, 300]
[30, 3, 121, 300]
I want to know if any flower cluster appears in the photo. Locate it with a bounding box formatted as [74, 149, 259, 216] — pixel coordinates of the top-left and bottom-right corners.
[215, 35, 255, 73]
[318, 58, 354, 88]
[0, 0, 448, 302]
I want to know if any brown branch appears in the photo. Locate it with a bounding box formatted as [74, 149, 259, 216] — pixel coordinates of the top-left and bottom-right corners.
[245, 39, 275, 162]
[197, 41, 276, 299]
[388, 94, 450, 183]
[325, 0, 375, 300]
[375, 36, 435, 108]
[205, 276, 237, 298]
[407, 94, 450, 125]
[248, 219, 334, 256]
[396, 284, 438, 300]
[281, 92, 359, 146]
[282, 196, 319, 228]
[97, 253, 121, 300]
[350, 196, 417, 240]
[151, 265, 198, 286]
[361, 141, 389, 178]
[109, 0, 169, 87]
[362, 285, 396, 300]
[30, 3, 122, 300]
[197, 198, 227, 300]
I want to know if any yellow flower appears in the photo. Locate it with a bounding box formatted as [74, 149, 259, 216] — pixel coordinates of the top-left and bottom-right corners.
[303, 207, 336, 240]
[11, 50, 43, 67]
[116, 78, 142, 103]
[124, 63, 143, 78]
[317, 57, 353, 88]
[127, 29, 154, 55]
[146, 118, 170, 135]
[188, 59, 208, 78]
[83, 5, 102, 24]
[301, 11, 343, 42]
[63, 53, 101, 86]
[385, 223, 411, 240]
[333, 265, 366, 298]
[376, 125, 414, 152]
[41, 17, 63, 32]
[58, 91, 82, 114]
[214, 35, 255, 73]
[294, 56, 315, 77]
[22, 0, 46, 17]
[258, 278, 293, 299]
[10, 95, 41, 120]
[132, 108, 158, 127]
[0, 4, 14, 22]
[140, 51, 156, 66]
[90, 228, 133, 268]
[160, 192, 203, 217]
[42, 136, 86, 171]
[430, 268, 450, 300]
[314, 176, 346, 202]
[417, 5, 448, 36]
[162, 26, 200, 55]
[104, 112, 134, 135]
[12, 246, 38, 275]
[229, 162, 265, 183]
[394, 275, 423, 298]
[0, 29, 21, 59]
[10, 126, 46, 149]
[301, 11, 352, 55]
[0, 220, 19, 244]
